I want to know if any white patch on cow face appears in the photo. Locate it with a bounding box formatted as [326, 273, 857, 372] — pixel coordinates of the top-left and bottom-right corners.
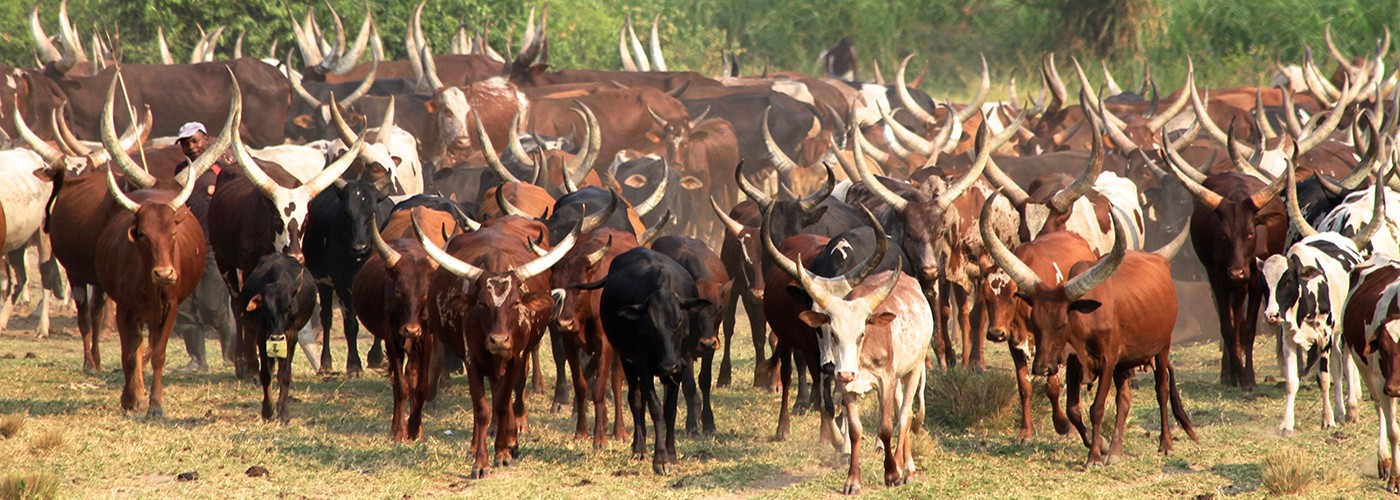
[2, 74, 14, 89]
[1387, 320, 1400, 344]
[1023, 203, 1051, 238]
[437, 87, 472, 149]
[1261, 254, 1290, 322]
[269, 191, 314, 254]
[1051, 263, 1064, 285]
[485, 276, 513, 308]
[988, 269, 1011, 295]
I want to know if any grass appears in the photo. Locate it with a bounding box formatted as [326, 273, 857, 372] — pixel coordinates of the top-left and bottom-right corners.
[1260, 450, 1359, 495]
[924, 368, 1018, 431]
[0, 472, 61, 500]
[25, 430, 64, 456]
[0, 414, 23, 440]
[0, 294, 1393, 497]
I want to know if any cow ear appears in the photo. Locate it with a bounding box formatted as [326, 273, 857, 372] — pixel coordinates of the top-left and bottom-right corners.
[424, 99, 438, 113]
[293, 114, 314, 128]
[681, 298, 713, 312]
[785, 284, 812, 306]
[679, 176, 704, 190]
[521, 291, 555, 313]
[246, 295, 262, 312]
[392, 156, 403, 167]
[689, 130, 709, 141]
[624, 174, 648, 188]
[618, 304, 646, 321]
[127, 226, 138, 242]
[867, 312, 897, 327]
[1298, 266, 1323, 281]
[1068, 299, 1102, 314]
[645, 132, 662, 143]
[798, 311, 830, 328]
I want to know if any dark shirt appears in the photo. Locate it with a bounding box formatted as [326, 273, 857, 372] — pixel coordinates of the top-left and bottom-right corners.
[174, 156, 230, 236]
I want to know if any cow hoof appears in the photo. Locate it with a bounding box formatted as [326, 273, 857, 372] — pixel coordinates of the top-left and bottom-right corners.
[703, 425, 717, 436]
[1277, 426, 1293, 437]
[1105, 453, 1125, 466]
[792, 402, 811, 416]
[841, 480, 862, 495]
[632, 452, 647, 461]
[1052, 417, 1071, 435]
[1389, 476, 1400, 494]
[146, 406, 165, 419]
[1380, 459, 1392, 479]
[1014, 435, 1032, 446]
[346, 368, 363, 379]
[653, 462, 677, 475]
[716, 374, 731, 388]
[885, 472, 904, 487]
[469, 467, 489, 480]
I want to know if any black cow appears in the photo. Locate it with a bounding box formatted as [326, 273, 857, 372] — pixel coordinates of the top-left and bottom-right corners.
[235, 254, 318, 423]
[649, 236, 730, 435]
[545, 186, 629, 245]
[613, 155, 677, 228]
[303, 180, 394, 374]
[588, 248, 714, 475]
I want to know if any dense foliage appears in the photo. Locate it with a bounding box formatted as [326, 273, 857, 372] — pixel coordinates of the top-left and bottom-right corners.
[0, 0, 1395, 93]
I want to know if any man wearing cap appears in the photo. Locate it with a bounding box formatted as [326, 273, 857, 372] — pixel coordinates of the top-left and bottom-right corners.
[172, 122, 237, 372]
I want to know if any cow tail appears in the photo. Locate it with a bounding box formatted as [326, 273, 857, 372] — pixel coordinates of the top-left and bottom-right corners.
[43, 167, 66, 234]
[1167, 363, 1199, 442]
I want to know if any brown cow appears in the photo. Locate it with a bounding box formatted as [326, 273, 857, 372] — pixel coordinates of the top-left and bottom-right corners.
[1342, 258, 1400, 492]
[530, 88, 691, 171]
[984, 197, 1197, 466]
[480, 182, 554, 220]
[424, 79, 530, 168]
[418, 214, 576, 479]
[550, 228, 638, 446]
[671, 118, 740, 244]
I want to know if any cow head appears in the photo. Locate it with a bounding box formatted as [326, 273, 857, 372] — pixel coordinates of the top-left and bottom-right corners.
[337, 180, 390, 259]
[234, 130, 364, 262]
[713, 199, 764, 300]
[103, 154, 210, 288]
[1163, 142, 1287, 282]
[983, 193, 1130, 376]
[426, 79, 527, 166]
[328, 95, 422, 195]
[243, 256, 311, 340]
[550, 230, 635, 344]
[980, 265, 1026, 345]
[415, 216, 576, 357]
[370, 211, 438, 341]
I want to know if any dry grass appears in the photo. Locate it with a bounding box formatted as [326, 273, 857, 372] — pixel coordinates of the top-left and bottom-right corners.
[26, 429, 64, 455]
[923, 368, 1018, 430]
[0, 472, 61, 500]
[1260, 450, 1358, 495]
[0, 414, 23, 439]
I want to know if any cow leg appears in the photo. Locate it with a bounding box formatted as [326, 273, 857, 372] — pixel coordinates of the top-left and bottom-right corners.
[968, 289, 986, 370]
[1210, 280, 1238, 386]
[76, 286, 106, 372]
[146, 309, 177, 419]
[1279, 336, 1300, 435]
[1010, 343, 1036, 443]
[1108, 366, 1132, 465]
[388, 338, 410, 441]
[466, 366, 492, 479]
[278, 338, 296, 424]
[842, 394, 863, 495]
[1047, 369, 1069, 435]
[888, 372, 915, 486]
[1064, 358, 1090, 446]
[700, 349, 716, 435]
[408, 339, 433, 441]
[681, 362, 701, 435]
[511, 358, 529, 442]
[743, 297, 770, 390]
[591, 341, 614, 447]
[316, 284, 336, 374]
[1241, 282, 1265, 390]
[611, 355, 628, 440]
[955, 287, 976, 371]
[1154, 351, 1176, 454]
[549, 327, 572, 410]
[1343, 346, 1362, 424]
[645, 375, 670, 475]
[1319, 349, 1337, 429]
[718, 318, 734, 389]
[530, 348, 546, 392]
[563, 335, 589, 440]
[493, 362, 520, 467]
[793, 350, 811, 414]
[1388, 394, 1400, 493]
[0, 261, 14, 333]
[720, 289, 739, 388]
[623, 361, 649, 461]
[337, 287, 364, 376]
[1085, 360, 1116, 468]
[258, 338, 274, 421]
[775, 346, 793, 441]
[116, 310, 146, 412]
[660, 379, 680, 474]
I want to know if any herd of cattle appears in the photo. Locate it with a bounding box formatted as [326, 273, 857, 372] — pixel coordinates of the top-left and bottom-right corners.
[7, 2, 1400, 494]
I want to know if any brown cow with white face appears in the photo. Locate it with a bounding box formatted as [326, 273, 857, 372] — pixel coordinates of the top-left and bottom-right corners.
[984, 197, 1198, 467]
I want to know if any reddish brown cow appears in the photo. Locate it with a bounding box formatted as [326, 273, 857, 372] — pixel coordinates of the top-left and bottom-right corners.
[550, 228, 639, 446]
[984, 199, 1197, 466]
[530, 88, 691, 171]
[1342, 259, 1400, 492]
[418, 215, 576, 479]
[760, 232, 829, 441]
[424, 79, 530, 168]
[480, 182, 555, 220]
[671, 118, 740, 244]
[713, 200, 766, 388]
[979, 231, 1092, 443]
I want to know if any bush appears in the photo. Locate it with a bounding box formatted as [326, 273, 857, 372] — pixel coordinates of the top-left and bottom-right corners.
[0, 414, 24, 439]
[923, 368, 1017, 430]
[1260, 450, 1356, 495]
[0, 472, 61, 500]
[27, 429, 65, 455]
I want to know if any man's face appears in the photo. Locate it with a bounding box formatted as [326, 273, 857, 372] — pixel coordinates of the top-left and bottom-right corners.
[179, 131, 208, 159]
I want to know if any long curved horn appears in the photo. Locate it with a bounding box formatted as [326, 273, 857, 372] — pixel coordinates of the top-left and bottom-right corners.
[475, 111, 521, 184]
[1185, 60, 1256, 157]
[710, 196, 746, 237]
[156, 26, 174, 65]
[1325, 23, 1361, 75]
[585, 235, 613, 267]
[285, 50, 324, 108]
[505, 111, 534, 169]
[981, 193, 1040, 290]
[631, 161, 669, 217]
[626, 15, 650, 72]
[637, 209, 672, 246]
[52, 103, 90, 156]
[1152, 223, 1191, 260]
[414, 212, 484, 280]
[1050, 105, 1105, 212]
[1351, 166, 1388, 248]
[100, 74, 159, 188]
[798, 163, 835, 212]
[30, 4, 61, 64]
[1101, 60, 1124, 95]
[495, 184, 530, 217]
[1284, 154, 1319, 238]
[328, 93, 393, 182]
[851, 126, 905, 214]
[1160, 132, 1223, 209]
[328, 6, 373, 75]
[763, 106, 800, 172]
[1145, 79, 1190, 133]
[734, 161, 771, 209]
[58, 0, 88, 63]
[336, 51, 379, 107]
[370, 213, 402, 268]
[759, 205, 801, 281]
[1248, 156, 1289, 209]
[935, 121, 994, 208]
[896, 54, 937, 125]
[564, 101, 602, 190]
[1254, 88, 1278, 140]
[649, 14, 667, 72]
[687, 104, 709, 125]
[618, 24, 638, 72]
[853, 122, 892, 166]
[15, 102, 65, 165]
[954, 54, 991, 124]
[1338, 122, 1385, 191]
[982, 156, 1031, 206]
[1296, 79, 1357, 155]
[1097, 95, 1141, 153]
[645, 105, 668, 129]
[1071, 58, 1126, 130]
[419, 24, 445, 91]
[515, 222, 579, 280]
[1064, 206, 1128, 300]
[580, 191, 620, 234]
[841, 205, 889, 288]
[879, 102, 934, 156]
[1043, 53, 1068, 113]
[104, 168, 141, 213]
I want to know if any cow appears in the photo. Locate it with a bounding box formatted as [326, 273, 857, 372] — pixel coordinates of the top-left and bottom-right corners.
[417, 213, 577, 479]
[1163, 147, 1288, 389]
[984, 198, 1198, 467]
[423, 78, 530, 169]
[95, 135, 220, 417]
[302, 178, 393, 374]
[529, 88, 691, 172]
[670, 118, 739, 244]
[1342, 257, 1400, 493]
[0, 149, 58, 337]
[584, 247, 715, 475]
[650, 235, 732, 435]
[712, 199, 767, 388]
[549, 228, 638, 446]
[235, 254, 317, 423]
[1263, 162, 1385, 434]
[325, 97, 426, 199]
[354, 210, 450, 441]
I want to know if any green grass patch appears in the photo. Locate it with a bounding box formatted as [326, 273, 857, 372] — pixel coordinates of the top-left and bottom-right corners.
[0, 472, 61, 500]
[924, 368, 1017, 431]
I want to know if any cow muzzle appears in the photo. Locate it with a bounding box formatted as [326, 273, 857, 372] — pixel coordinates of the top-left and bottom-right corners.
[453, 137, 472, 150]
[920, 266, 940, 281]
[699, 336, 720, 352]
[1032, 362, 1058, 377]
[986, 328, 1008, 343]
[150, 267, 178, 286]
[837, 371, 856, 383]
[1263, 311, 1282, 326]
[486, 334, 512, 355]
[399, 324, 422, 340]
[659, 360, 684, 377]
[747, 287, 764, 301]
[1386, 381, 1400, 398]
[821, 362, 835, 375]
[1228, 267, 1249, 281]
[555, 317, 578, 332]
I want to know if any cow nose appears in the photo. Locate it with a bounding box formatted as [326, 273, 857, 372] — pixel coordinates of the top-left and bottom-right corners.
[920, 266, 939, 280]
[659, 360, 683, 376]
[1032, 362, 1058, 377]
[837, 371, 856, 383]
[1264, 312, 1282, 325]
[150, 267, 178, 286]
[399, 324, 422, 340]
[1228, 267, 1248, 280]
[453, 137, 472, 150]
[986, 329, 1008, 343]
[350, 243, 370, 256]
[821, 362, 835, 375]
[1387, 382, 1400, 398]
[555, 318, 577, 331]
[486, 334, 511, 353]
[749, 287, 764, 301]
[700, 336, 720, 351]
